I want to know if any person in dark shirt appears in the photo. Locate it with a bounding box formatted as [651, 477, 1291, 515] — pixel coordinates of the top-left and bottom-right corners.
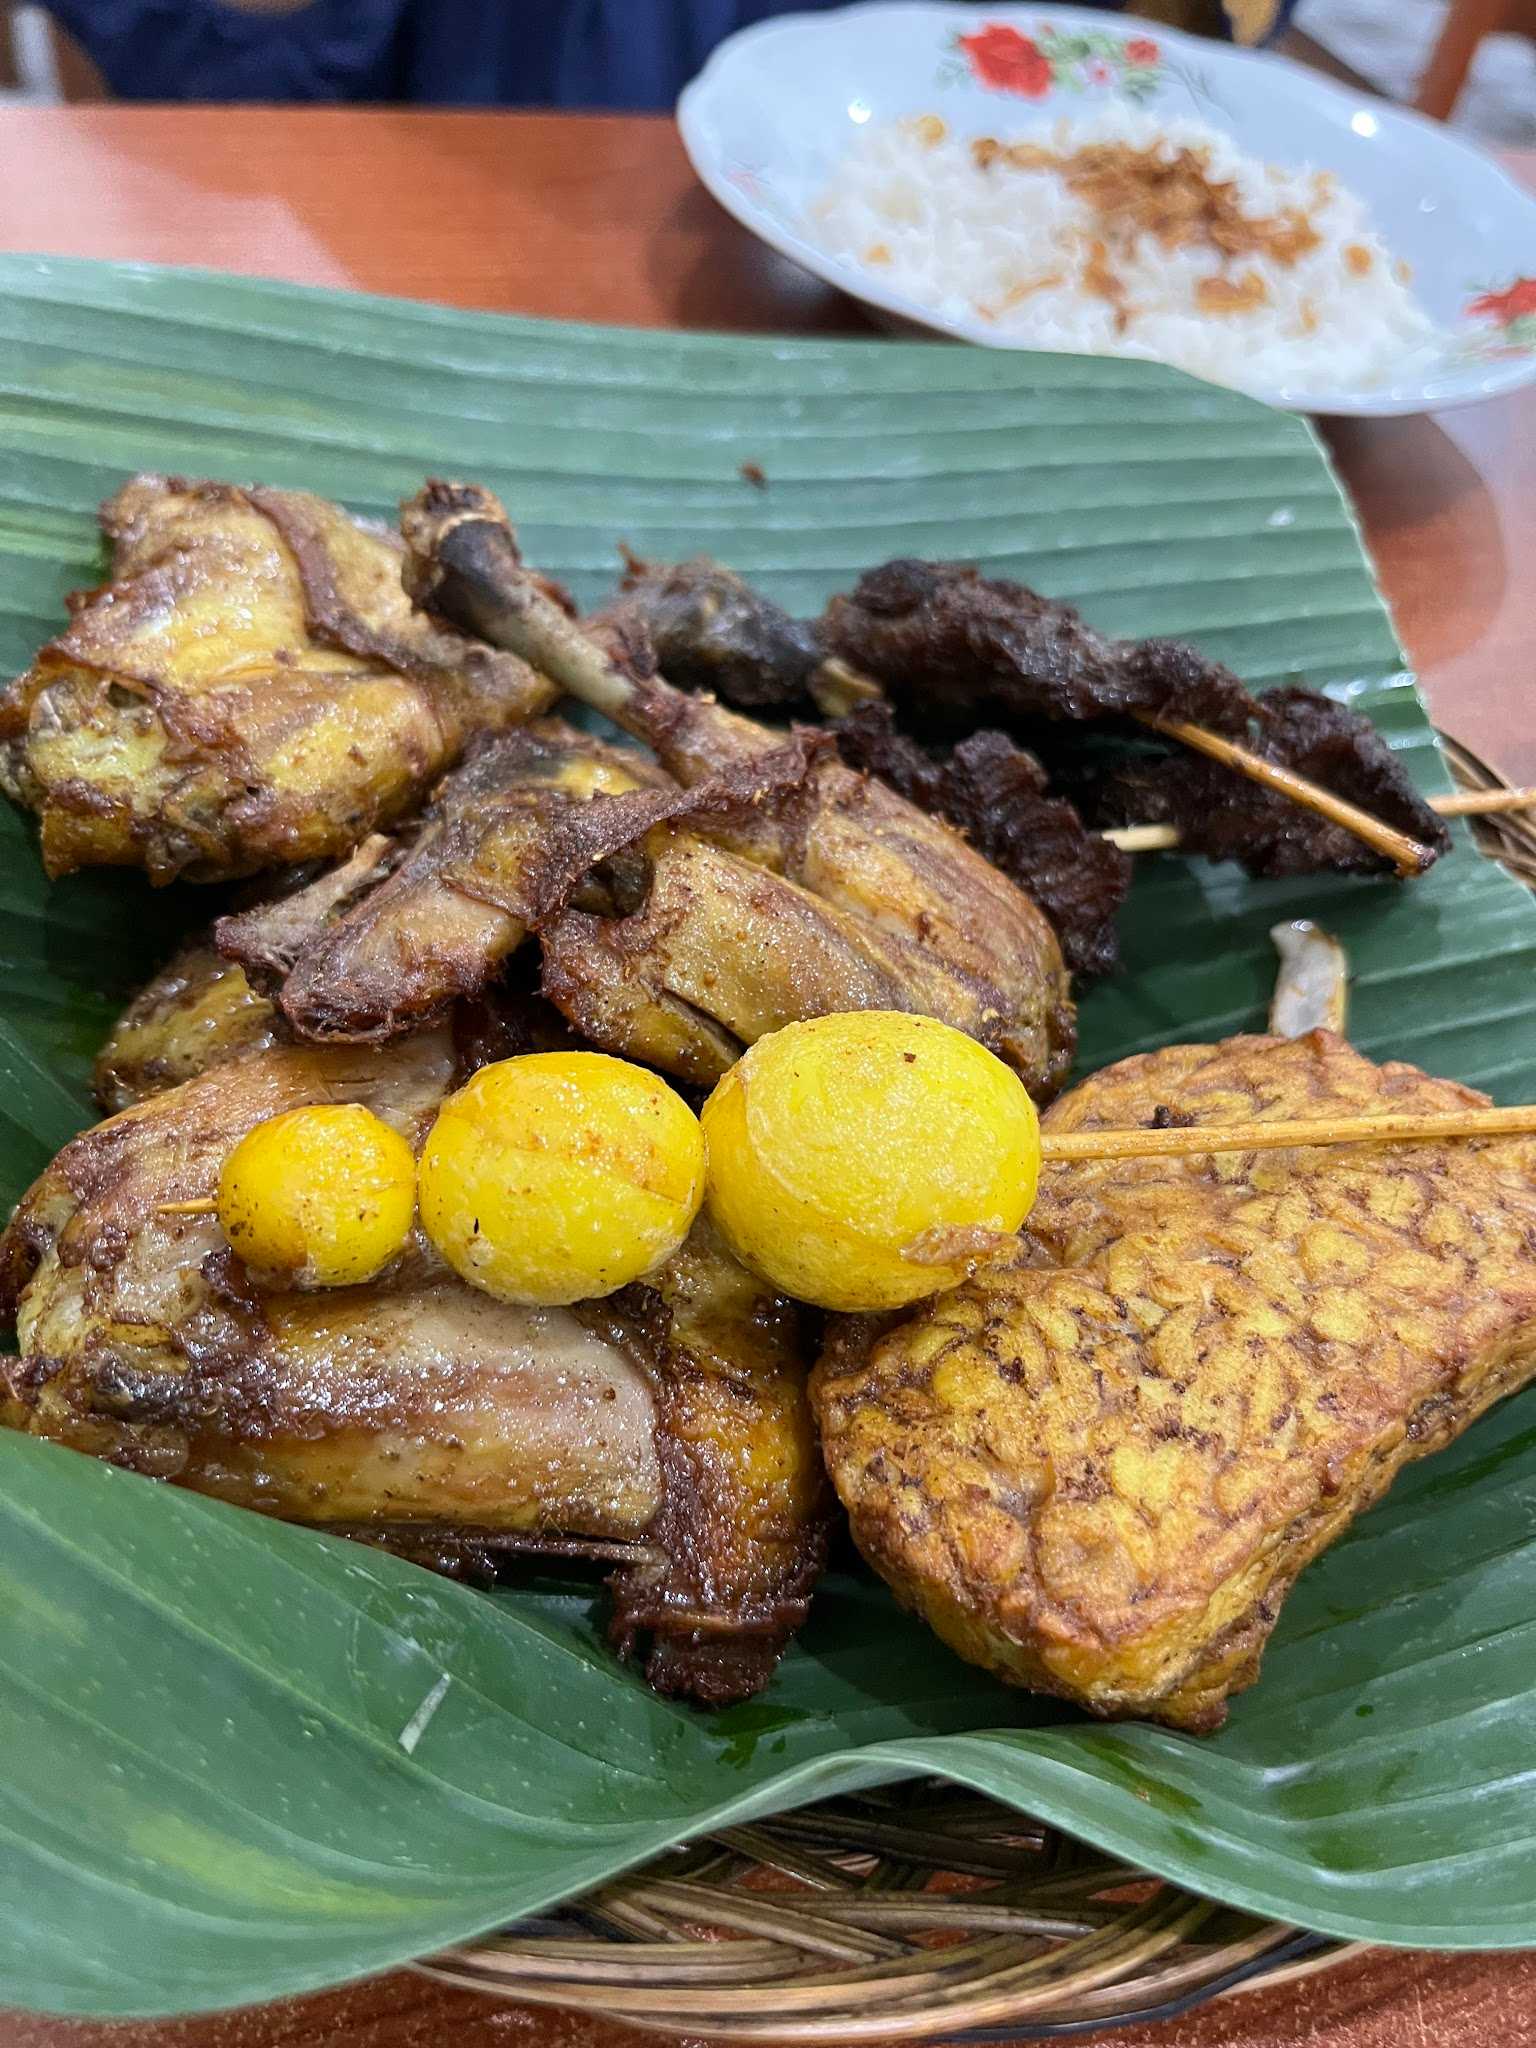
[42, 0, 1294, 108]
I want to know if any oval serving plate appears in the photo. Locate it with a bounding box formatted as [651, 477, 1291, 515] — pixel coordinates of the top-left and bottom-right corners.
[678, 0, 1536, 416]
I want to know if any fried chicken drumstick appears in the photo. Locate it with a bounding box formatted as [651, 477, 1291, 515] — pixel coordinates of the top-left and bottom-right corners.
[813, 1030, 1536, 1731]
[256, 482, 1073, 1098]
[0, 476, 552, 882]
[3, 984, 828, 1704]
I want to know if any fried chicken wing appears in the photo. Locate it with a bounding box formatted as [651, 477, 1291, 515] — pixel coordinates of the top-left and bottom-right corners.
[398, 483, 1075, 1098]
[216, 719, 676, 1042]
[0, 476, 552, 882]
[2, 1028, 826, 1702]
[813, 1031, 1536, 1730]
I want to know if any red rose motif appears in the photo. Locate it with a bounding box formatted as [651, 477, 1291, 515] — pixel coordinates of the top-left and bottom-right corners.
[1125, 36, 1160, 63]
[1469, 277, 1536, 324]
[959, 24, 1054, 96]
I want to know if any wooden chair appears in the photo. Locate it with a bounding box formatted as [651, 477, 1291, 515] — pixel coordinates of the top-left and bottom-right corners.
[1415, 0, 1536, 117]
[0, 5, 110, 97]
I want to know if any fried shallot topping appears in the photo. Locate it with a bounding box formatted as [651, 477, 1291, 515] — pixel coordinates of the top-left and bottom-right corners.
[972, 137, 1323, 270]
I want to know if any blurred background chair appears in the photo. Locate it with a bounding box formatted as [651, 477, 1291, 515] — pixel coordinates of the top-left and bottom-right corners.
[0, 0, 1528, 131]
[1415, 0, 1536, 114]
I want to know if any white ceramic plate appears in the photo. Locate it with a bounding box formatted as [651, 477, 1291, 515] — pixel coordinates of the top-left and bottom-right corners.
[678, 0, 1536, 415]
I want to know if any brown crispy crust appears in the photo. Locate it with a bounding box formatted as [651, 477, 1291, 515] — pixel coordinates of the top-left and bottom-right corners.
[2, 1028, 826, 1706]
[0, 475, 553, 882]
[813, 1032, 1536, 1729]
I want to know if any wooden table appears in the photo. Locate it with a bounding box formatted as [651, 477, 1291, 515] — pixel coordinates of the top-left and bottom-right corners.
[1, 102, 1533, 2048]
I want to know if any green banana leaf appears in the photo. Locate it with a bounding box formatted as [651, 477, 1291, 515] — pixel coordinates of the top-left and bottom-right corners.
[1, 255, 1534, 2019]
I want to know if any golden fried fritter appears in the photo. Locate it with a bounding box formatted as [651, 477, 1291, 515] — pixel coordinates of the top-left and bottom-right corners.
[0, 476, 552, 882]
[2, 1031, 826, 1703]
[813, 1032, 1536, 1730]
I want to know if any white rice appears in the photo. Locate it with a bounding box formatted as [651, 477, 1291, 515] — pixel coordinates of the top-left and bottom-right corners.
[809, 107, 1441, 395]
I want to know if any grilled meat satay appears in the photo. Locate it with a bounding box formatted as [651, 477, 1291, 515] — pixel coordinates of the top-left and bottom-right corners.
[399, 483, 1075, 1098]
[1, 1024, 827, 1704]
[823, 558, 1450, 877]
[0, 476, 553, 883]
[813, 1030, 1536, 1731]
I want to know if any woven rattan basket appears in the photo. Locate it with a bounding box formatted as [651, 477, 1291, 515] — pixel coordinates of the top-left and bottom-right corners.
[420, 736, 1528, 2043]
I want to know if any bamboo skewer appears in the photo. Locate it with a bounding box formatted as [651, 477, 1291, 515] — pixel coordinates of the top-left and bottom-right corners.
[1433, 785, 1536, 818]
[156, 1102, 1536, 1220]
[1039, 1103, 1536, 1164]
[1140, 715, 1438, 876]
[407, 480, 1448, 879]
[1103, 821, 1186, 853]
[1105, 783, 1536, 856]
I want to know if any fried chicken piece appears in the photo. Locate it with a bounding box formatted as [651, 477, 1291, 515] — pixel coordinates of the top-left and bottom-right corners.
[543, 824, 1035, 1088]
[813, 1032, 1536, 1730]
[400, 483, 1076, 1099]
[217, 709, 846, 1070]
[93, 942, 281, 1114]
[216, 719, 677, 1042]
[832, 703, 1131, 979]
[1, 1029, 827, 1703]
[0, 475, 552, 882]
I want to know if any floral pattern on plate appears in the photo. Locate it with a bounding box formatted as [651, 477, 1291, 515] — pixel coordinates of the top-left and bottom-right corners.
[942, 20, 1164, 101]
[678, 1, 1536, 414]
[1464, 277, 1536, 355]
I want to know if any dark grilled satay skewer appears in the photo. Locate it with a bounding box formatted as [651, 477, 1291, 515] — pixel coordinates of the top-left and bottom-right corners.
[597, 551, 1444, 878]
[1108, 783, 1536, 852]
[1137, 714, 1433, 875]
[822, 561, 1443, 879]
[593, 552, 1459, 911]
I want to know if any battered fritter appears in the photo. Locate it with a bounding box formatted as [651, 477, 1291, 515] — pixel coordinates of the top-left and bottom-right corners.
[813, 1031, 1536, 1730]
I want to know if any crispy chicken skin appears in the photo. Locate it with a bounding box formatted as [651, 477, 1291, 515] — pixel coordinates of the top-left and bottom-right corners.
[217, 719, 675, 1043]
[0, 476, 552, 882]
[813, 1032, 1536, 1730]
[92, 941, 282, 1114]
[398, 481, 1076, 1099]
[1, 1028, 827, 1703]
